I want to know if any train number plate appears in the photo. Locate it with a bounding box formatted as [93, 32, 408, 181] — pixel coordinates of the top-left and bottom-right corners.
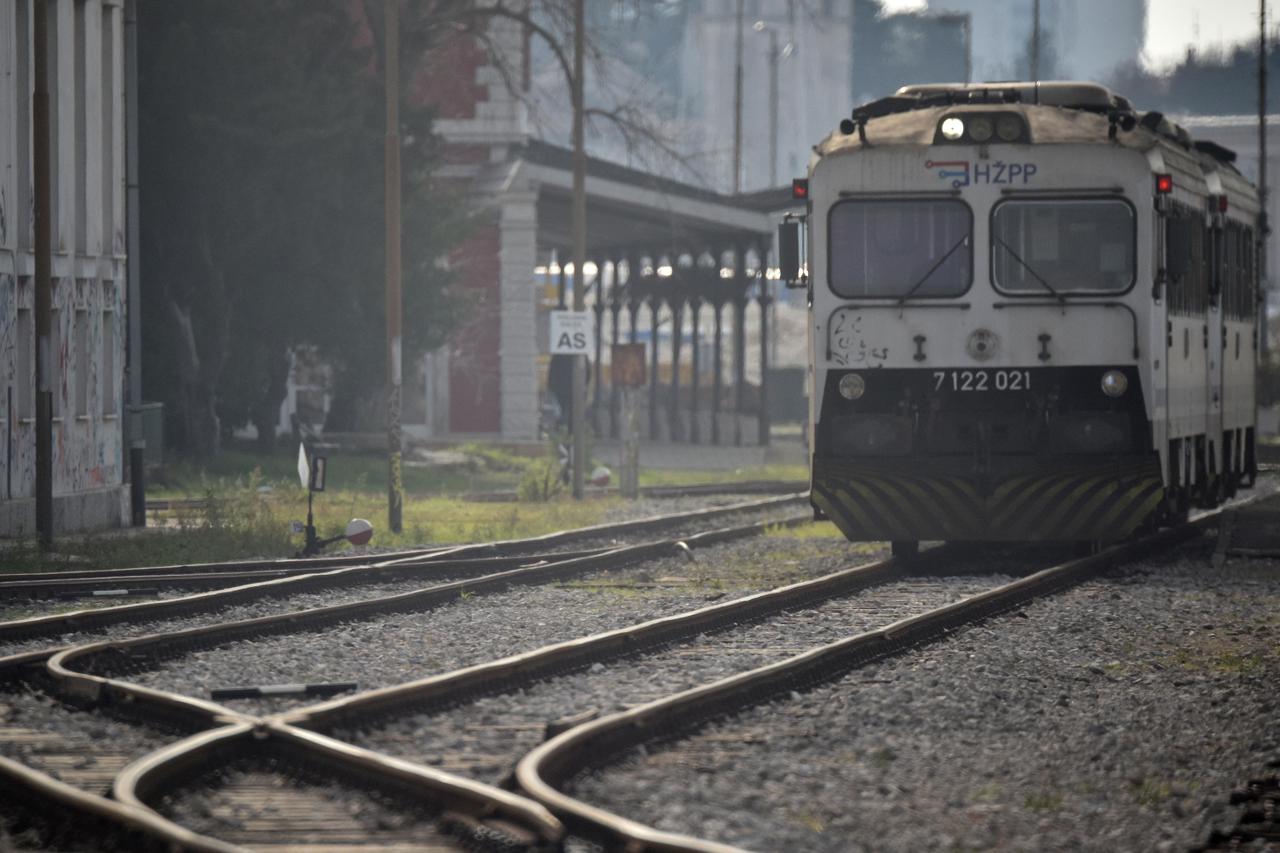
[933, 369, 1031, 392]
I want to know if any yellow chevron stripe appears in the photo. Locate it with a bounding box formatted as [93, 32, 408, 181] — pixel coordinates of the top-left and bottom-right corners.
[847, 478, 918, 540]
[1039, 475, 1113, 532]
[892, 477, 968, 537]
[1059, 480, 1120, 538]
[991, 472, 1086, 529]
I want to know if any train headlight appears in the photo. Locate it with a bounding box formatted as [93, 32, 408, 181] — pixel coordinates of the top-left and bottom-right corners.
[838, 373, 867, 400]
[996, 115, 1024, 142]
[940, 117, 965, 140]
[1100, 370, 1128, 397]
[968, 116, 994, 142]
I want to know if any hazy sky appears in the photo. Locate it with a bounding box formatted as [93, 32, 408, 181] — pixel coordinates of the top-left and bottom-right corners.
[881, 0, 1270, 72]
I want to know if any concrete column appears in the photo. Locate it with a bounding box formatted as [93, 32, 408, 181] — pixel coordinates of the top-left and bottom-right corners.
[648, 293, 661, 441]
[668, 295, 683, 442]
[688, 296, 702, 444]
[498, 190, 538, 439]
[609, 268, 622, 439]
[591, 259, 605, 436]
[757, 290, 772, 446]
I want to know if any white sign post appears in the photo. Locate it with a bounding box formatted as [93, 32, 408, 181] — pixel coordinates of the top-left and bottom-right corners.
[297, 442, 310, 489]
[550, 310, 594, 355]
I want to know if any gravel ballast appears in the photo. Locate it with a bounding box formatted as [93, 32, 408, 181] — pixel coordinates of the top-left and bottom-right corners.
[340, 574, 1009, 783]
[569, 536, 1280, 852]
[0, 502, 803, 660]
[120, 535, 879, 714]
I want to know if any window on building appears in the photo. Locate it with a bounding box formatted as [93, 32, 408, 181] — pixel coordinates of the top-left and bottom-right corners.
[101, 308, 115, 415]
[75, 307, 89, 417]
[16, 298, 32, 420]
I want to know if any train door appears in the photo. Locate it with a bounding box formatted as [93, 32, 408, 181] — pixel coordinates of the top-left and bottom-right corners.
[1162, 201, 1210, 503]
[1205, 217, 1225, 499]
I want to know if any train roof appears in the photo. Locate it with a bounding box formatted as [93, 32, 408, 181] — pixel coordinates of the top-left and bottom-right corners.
[818, 80, 1246, 178]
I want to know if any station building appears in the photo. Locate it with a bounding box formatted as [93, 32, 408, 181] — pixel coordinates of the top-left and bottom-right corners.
[0, 1, 130, 535]
[404, 11, 792, 448]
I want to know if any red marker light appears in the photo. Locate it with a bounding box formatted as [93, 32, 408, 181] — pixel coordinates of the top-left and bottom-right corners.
[792, 178, 809, 200]
[1218, 195, 1229, 213]
[1155, 174, 1173, 194]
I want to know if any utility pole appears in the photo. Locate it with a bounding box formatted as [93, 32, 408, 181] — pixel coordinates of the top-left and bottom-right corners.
[762, 24, 778, 187]
[570, 0, 587, 499]
[125, 0, 145, 527]
[385, 0, 404, 532]
[1029, 0, 1040, 81]
[732, 0, 744, 193]
[1260, 0, 1270, 360]
[34, 0, 53, 547]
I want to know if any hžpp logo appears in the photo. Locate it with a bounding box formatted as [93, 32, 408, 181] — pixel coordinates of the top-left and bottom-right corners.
[925, 160, 1038, 188]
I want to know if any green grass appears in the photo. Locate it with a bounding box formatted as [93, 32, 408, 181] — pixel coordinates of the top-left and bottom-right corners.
[149, 444, 808, 498]
[638, 463, 808, 487]
[1129, 778, 1171, 808]
[1023, 790, 1064, 812]
[0, 441, 811, 575]
[764, 521, 846, 539]
[148, 443, 536, 499]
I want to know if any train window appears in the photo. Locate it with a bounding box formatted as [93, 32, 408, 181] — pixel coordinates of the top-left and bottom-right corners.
[1165, 206, 1209, 316]
[991, 198, 1136, 295]
[1219, 222, 1257, 321]
[827, 199, 972, 298]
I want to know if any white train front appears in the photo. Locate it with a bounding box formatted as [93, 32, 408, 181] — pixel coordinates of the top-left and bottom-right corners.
[780, 82, 1260, 549]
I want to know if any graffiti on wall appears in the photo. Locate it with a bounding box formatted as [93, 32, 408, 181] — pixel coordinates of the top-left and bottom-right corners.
[0, 274, 124, 501]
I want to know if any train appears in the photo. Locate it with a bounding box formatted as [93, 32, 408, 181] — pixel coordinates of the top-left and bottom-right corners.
[777, 81, 1261, 553]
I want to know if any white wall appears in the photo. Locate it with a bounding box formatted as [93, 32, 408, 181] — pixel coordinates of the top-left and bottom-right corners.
[0, 0, 127, 534]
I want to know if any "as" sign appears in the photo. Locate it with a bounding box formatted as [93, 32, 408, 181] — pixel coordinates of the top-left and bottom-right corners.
[550, 310, 595, 355]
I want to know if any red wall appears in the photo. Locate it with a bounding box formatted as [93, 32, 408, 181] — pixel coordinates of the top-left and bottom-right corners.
[448, 223, 502, 433]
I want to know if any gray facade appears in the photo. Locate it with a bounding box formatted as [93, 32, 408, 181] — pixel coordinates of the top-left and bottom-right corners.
[0, 0, 129, 535]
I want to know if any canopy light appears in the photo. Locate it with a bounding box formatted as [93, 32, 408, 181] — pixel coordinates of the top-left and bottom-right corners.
[1155, 174, 1173, 194]
[940, 117, 965, 140]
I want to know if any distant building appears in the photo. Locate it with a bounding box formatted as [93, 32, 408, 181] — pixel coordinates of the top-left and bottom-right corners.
[678, 0, 853, 191]
[852, 0, 970, 103]
[927, 0, 1145, 84]
[1176, 114, 1280, 293]
[0, 1, 129, 535]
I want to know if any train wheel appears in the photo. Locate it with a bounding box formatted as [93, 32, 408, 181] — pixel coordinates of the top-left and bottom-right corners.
[891, 540, 919, 558]
[1243, 428, 1258, 488]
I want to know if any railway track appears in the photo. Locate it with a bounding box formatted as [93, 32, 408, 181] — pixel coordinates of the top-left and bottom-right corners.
[282, 545, 1067, 787]
[514, 513, 1243, 851]
[0, 498, 809, 850]
[45, 514, 812, 716]
[0, 495, 1265, 851]
[0, 495, 803, 662]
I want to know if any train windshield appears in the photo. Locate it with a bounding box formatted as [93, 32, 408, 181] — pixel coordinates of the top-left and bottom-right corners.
[992, 199, 1135, 295]
[827, 199, 972, 298]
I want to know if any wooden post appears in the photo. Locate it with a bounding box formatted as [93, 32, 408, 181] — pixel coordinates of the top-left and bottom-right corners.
[621, 386, 639, 498]
[34, 0, 53, 546]
[570, 0, 587, 499]
[384, 0, 403, 533]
